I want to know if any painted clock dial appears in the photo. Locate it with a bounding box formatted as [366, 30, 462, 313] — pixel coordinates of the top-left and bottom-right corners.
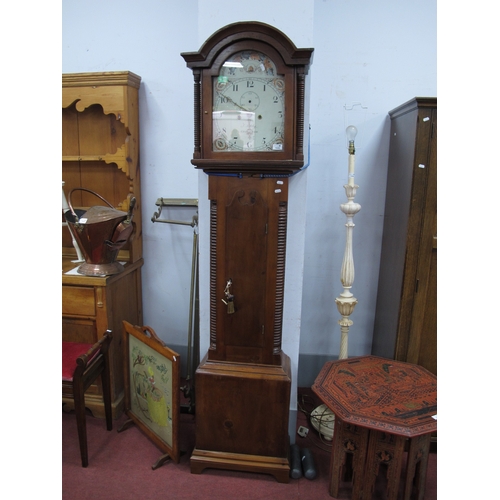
[212, 50, 285, 152]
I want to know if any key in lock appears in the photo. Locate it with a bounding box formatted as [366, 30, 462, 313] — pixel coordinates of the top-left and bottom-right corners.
[222, 279, 236, 314]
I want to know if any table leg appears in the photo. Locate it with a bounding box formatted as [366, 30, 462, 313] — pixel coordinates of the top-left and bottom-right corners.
[404, 433, 431, 500]
[329, 417, 369, 499]
[363, 430, 405, 500]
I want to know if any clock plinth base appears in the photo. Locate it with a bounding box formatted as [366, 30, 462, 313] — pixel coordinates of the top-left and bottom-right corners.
[191, 353, 291, 482]
[190, 448, 290, 483]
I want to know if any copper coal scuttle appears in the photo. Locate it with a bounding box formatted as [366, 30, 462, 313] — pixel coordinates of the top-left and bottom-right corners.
[64, 188, 136, 277]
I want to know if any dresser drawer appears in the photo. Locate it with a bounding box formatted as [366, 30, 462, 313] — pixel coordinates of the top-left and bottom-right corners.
[62, 286, 96, 316]
[62, 318, 96, 343]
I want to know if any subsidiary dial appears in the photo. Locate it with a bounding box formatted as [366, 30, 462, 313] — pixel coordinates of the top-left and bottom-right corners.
[240, 91, 260, 111]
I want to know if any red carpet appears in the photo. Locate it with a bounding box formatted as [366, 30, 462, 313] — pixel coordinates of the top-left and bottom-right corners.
[62, 390, 436, 499]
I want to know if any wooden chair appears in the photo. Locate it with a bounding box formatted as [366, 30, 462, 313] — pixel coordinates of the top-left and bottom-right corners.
[62, 330, 113, 467]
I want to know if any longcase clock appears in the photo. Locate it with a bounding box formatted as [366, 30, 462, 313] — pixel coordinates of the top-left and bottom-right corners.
[181, 22, 313, 482]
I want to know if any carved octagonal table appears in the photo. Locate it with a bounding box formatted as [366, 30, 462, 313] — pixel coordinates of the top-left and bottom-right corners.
[312, 355, 437, 500]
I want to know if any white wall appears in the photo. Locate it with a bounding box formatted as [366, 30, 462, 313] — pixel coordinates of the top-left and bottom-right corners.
[301, 0, 437, 363]
[62, 0, 200, 361]
[62, 0, 436, 389]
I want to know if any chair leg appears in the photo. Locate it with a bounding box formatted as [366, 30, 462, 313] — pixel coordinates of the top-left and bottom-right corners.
[73, 380, 88, 467]
[101, 362, 113, 432]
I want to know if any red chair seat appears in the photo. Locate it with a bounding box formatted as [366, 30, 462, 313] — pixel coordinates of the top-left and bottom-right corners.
[62, 331, 113, 467]
[62, 342, 94, 381]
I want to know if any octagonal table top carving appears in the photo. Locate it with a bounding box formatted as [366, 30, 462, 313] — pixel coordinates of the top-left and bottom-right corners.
[312, 355, 437, 437]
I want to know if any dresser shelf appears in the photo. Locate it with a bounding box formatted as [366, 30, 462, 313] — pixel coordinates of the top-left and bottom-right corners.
[62, 71, 143, 418]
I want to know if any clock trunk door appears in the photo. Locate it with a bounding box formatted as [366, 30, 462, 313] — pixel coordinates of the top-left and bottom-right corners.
[208, 175, 288, 365]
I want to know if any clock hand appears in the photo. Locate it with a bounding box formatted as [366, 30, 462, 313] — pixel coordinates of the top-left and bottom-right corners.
[216, 92, 249, 112]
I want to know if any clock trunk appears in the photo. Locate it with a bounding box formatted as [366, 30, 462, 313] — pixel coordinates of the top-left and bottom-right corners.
[208, 175, 288, 365]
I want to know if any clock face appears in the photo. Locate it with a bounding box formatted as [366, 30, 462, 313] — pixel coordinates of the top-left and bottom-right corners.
[212, 50, 285, 152]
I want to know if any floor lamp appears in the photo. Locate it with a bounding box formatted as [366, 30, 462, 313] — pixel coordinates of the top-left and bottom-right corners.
[335, 125, 361, 360]
[310, 126, 361, 440]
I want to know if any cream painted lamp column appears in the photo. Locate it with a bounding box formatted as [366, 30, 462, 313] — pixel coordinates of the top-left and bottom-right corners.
[309, 126, 362, 441]
[335, 126, 361, 359]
